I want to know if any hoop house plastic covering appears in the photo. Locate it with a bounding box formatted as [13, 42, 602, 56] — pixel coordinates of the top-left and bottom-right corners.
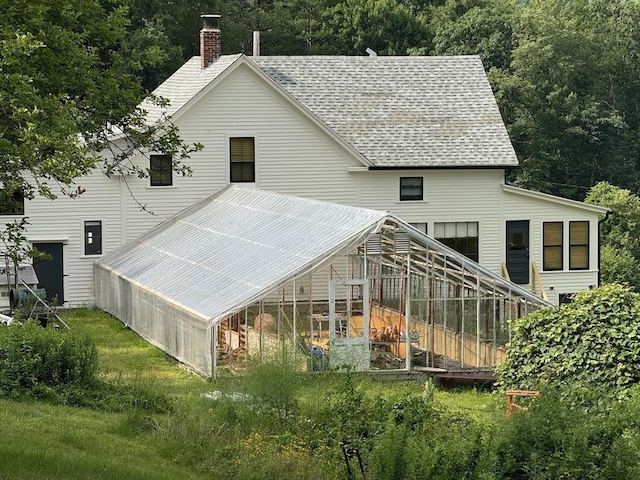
[95, 186, 387, 375]
[95, 186, 550, 377]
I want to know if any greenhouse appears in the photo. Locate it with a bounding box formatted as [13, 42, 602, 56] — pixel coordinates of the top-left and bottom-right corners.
[95, 185, 550, 377]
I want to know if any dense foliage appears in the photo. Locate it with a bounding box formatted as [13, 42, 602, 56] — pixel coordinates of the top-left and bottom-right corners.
[4, 0, 640, 207]
[0, 321, 98, 395]
[4, 309, 640, 478]
[0, 0, 199, 210]
[0, 321, 171, 412]
[492, 386, 640, 479]
[164, 361, 640, 479]
[496, 284, 640, 395]
[586, 182, 640, 289]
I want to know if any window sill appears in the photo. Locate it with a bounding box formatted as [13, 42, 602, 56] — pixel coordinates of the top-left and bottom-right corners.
[542, 268, 596, 274]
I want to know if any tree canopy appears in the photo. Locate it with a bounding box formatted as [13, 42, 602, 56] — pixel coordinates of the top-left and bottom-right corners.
[0, 0, 199, 208]
[586, 182, 640, 289]
[119, 0, 640, 201]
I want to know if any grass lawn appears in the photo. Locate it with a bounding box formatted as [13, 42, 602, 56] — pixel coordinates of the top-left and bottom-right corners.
[0, 400, 210, 480]
[61, 308, 208, 395]
[0, 308, 500, 479]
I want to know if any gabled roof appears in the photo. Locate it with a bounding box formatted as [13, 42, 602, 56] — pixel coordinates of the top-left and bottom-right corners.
[142, 54, 242, 126]
[96, 186, 549, 328]
[145, 53, 518, 169]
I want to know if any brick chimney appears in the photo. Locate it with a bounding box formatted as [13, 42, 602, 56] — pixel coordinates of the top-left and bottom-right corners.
[200, 14, 221, 69]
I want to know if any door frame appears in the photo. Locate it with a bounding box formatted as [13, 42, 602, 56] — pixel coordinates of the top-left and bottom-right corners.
[329, 279, 370, 371]
[506, 220, 530, 284]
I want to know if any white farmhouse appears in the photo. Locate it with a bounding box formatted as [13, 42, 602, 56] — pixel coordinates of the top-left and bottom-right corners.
[1, 15, 608, 309]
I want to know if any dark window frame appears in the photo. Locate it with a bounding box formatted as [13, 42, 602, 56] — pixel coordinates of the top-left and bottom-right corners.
[84, 221, 102, 256]
[150, 154, 173, 187]
[434, 221, 479, 262]
[569, 221, 589, 270]
[543, 222, 564, 271]
[399, 177, 423, 201]
[230, 137, 255, 183]
[0, 189, 25, 216]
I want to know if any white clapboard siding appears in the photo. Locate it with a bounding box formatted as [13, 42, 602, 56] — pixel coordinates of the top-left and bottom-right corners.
[14, 59, 606, 308]
[502, 187, 603, 297]
[360, 169, 505, 272]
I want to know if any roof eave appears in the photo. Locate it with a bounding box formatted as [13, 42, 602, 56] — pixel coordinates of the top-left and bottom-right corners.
[502, 184, 611, 214]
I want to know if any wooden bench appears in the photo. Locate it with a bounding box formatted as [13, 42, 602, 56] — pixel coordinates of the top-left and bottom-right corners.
[506, 389, 541, 416]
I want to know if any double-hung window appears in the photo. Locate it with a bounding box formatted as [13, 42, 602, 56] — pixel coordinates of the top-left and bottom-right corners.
[543, 221, 590, 271]
[84, 221, 102, 256]
[399, 177, 423, 201]
[150, 154, 173, 186]
[230, 137, 255, 183]
[543, 222, 563, 271]
[569, 221, 589, 270]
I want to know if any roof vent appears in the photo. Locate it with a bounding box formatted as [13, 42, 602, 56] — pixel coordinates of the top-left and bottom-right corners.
[253, 31, 260, 57]
[366, 47, 377, 57]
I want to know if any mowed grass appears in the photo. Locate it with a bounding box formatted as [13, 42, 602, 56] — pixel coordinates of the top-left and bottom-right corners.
[0, 309, 213, 480]
[61, 308, 208, 396]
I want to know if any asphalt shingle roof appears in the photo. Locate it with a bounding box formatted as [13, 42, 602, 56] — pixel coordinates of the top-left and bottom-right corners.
[146, 54, 518, 168]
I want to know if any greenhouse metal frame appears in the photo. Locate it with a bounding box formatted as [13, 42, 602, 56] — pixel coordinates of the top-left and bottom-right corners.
[95, 186, 550, 377]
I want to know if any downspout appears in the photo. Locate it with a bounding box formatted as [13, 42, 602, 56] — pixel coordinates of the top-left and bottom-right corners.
[597, 210, 612, 286]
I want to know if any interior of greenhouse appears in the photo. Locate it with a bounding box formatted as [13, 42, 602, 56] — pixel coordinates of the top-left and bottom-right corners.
[214, 217, 549, 375]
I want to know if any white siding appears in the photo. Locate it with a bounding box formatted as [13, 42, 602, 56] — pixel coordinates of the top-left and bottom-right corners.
[502, 190, 602, 298]
[14, 64, 603, 308]
[18, 65, 362, 306]
[360, 169, 505, 269]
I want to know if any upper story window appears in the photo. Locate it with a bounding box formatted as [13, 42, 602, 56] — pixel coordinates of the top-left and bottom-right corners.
[150, 154, 172, 186]
[543, 222, 563, 271]
[230, 137, 255, 183]
[0, 189, 24, 215]
[84, 221, 102, 256]
[399, 177, 423, 201]
[569, 221, 589, 270]
[434, 221, 478, 262]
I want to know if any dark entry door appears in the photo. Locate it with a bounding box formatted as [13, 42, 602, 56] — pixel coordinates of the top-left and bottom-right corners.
[506, 221, 529, 284]
[32, 243, 64, 305]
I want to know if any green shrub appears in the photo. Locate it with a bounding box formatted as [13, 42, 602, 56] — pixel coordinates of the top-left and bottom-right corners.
[496, 284, 640, 395]
[242, 355, 301, 418]
[491, 386, 640, 479]
[0, 321, 98, 397]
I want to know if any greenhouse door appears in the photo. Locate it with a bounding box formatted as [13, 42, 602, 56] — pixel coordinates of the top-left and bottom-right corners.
[329, 279, 370, 371]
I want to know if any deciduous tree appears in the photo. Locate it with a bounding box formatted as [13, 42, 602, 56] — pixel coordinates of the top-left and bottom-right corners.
[0, 0, 199, 209]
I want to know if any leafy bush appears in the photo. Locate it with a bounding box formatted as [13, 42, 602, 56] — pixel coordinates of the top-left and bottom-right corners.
[496, 284, 640, 395]
[242, 354, 301, 418]
[0, 321, 98, 397]
[492, 386, 640, 479]
[0, 321, 172, 414]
